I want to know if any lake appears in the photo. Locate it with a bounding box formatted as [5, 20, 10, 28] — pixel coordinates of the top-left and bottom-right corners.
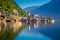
[14, 21, 60, 40]
[0, 20, 60, 40]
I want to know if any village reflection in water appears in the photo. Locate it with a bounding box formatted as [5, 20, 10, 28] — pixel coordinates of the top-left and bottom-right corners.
[0, 18, 54, 40]
[0, 21, 24, 40]
[0, 20, 53, 32]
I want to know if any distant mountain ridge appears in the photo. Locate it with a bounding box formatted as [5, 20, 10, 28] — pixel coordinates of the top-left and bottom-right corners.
[23, 6, 39, 14]
[32, 0, 60, 14]
[32, 0, 60, 20]
[24, 0, 60, 20]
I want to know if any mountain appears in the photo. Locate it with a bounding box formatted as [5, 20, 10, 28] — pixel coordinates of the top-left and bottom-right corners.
[23, 6, 39, 14]
[24, 0, 60, 20]
[32, 0, 60, 14]
[31, 0, 60, 19]
[0, 0, 26, 16]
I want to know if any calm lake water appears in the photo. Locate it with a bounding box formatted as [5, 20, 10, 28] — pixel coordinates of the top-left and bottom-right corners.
[0, 19, 60, 40]
[14, 21, 60, 40]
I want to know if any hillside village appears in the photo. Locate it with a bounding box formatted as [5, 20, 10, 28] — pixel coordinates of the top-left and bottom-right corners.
[0, 0, 53, 25]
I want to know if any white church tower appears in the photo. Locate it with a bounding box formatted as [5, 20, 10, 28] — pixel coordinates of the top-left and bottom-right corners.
[28, 8, 30, 16]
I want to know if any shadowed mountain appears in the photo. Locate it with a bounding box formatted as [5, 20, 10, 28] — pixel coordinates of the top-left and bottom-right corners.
[31, 0, 60, 20]
[24, 0, 60, 20]
[23, 6, 39, 14]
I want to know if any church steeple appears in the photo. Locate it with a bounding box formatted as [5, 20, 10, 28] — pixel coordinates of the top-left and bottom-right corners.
[28, 8, 30, 16]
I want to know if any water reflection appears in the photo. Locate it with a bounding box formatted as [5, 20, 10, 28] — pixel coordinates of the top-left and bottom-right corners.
[22, 20, 53, 32]
[0, 20, 53, 32]
[14, 21, 53, 40]
[0, 21, 24, 40]
[0, 20, 53, 40]
[0, 22, 23, 32]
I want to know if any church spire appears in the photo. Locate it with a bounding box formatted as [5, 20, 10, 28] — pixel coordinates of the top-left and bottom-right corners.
[28, 8, 30, 16]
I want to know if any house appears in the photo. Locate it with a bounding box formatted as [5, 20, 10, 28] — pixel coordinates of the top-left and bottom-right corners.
[13, 8, 19, 16]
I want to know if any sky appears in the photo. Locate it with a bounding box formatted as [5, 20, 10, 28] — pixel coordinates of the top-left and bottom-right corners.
[14, 0, 51, 9]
